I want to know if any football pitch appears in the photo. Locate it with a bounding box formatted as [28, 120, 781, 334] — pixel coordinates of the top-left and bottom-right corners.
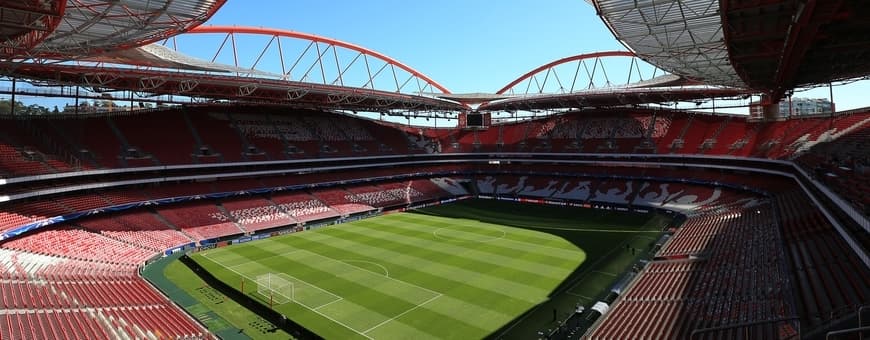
[190, 199, 666, 339]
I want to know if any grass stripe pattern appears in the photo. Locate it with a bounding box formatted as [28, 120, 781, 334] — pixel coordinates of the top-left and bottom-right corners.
[191, 199, 665, 339]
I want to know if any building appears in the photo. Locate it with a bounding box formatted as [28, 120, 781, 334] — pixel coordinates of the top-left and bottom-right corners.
[749, 97, 834, 118]
[779, 98, 834, 116]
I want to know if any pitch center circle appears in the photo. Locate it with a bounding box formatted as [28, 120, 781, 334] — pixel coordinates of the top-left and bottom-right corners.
[433, 224, 507, 242]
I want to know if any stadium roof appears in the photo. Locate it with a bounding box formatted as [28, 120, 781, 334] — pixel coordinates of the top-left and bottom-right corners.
[3, 0, 870, 111]
[593, 0, 870, 101]
[1, 0, 226, 59]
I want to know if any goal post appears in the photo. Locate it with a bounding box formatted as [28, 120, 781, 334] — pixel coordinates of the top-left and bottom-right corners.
[256, 273, 293, 305]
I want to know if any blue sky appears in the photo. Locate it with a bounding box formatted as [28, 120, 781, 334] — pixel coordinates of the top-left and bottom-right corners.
[6, 0, 869, 114]
[203, 0, 623, 93]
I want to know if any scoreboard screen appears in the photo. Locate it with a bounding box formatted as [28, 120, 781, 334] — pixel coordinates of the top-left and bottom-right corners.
[460, 111, 490, 129]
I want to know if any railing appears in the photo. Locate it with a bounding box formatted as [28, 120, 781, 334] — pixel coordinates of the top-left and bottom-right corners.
[826, 326, 870, 339]
[690, 317, 801, 340]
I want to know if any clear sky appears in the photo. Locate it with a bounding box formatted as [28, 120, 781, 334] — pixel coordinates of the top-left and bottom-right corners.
[203, 0, 624, 94]
[5, 0, 869, 114]
[200, 0, 870, 112]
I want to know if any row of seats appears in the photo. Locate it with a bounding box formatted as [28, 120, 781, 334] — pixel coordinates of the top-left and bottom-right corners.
[421, 109, 869, 158]
[1, 170, 865, 338]
[0, 247, 206, 339]
[2, 178, 462, 249]
[0, 176, 465, 339]
[796, 119, 869, 215]
[0, 163, 450, 233]
[0, 107, 416, 176]
[475, 175, 729, 213]
[3, 108, 869, 178]
[589, 173, 870, 339]
[590, 202, 799, 339]
[774, 190, 870, 329]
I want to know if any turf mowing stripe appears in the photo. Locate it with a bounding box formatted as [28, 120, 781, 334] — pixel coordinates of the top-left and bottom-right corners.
[368, 217, 586, 261]
[390, 213, 573, 246]
[357, 215, 582, 262]
[295, 230, 554, 302]
[327, 224, 572, 292]
[412, 200, 661, 232]
[231, 249, 439, 309]
[203, 249, 466, 338]
[290, 249, 443, 297]
[198, 252, 376, 340]
[390, 213, 580, 250]
[263, 232, 541, 316]
[506, 225, 663, 233]
[362, 294, 442, 333]
[337, 220, 576, 279]
[248, 252, 488, 338]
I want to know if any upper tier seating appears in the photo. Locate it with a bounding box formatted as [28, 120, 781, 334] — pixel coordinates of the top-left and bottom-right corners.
[0, 108, 868, 180]
[797, 119, 870, 215]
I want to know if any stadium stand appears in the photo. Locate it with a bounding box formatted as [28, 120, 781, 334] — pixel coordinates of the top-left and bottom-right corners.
[1, 227, 156, 266]
[77, 211, 192, 252]
[0, 109, 868, 178]
[310, 187, 377, 216]
[269, 192, 339, 223]
[156, 202, 244, 241]
[0, 248, 207, 339]
[0, 107, 867, 339]
[590, 202, 800, 339]
[774, 190, 870, 329]
[219, 196, 297, 232]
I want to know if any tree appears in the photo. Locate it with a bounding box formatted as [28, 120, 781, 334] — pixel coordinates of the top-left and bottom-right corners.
[0, 99, 52, 115]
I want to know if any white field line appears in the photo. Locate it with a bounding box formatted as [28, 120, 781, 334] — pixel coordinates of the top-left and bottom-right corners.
[495, 234, 647, 338]
[222, 248, 304, 265]
[299, 249, 442, 298]
[276, 273, 343, 303]
[200, 252, 374, 340]
[432, 226, 507, 243]
[362, 293, 443, 334]
[593, 271, 618, 277]
[313, 297, 346, 311]
[564, 235, 650, 295]
[341, 260, 391, 277]
[516, 225, 662, 233]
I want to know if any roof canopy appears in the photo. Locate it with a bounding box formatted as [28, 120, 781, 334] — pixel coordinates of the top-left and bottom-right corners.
[1, 0, 226, 59]
[593, 0, 746, 88]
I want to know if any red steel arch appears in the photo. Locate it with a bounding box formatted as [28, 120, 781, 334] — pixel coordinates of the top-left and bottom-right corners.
[187, 25, 452, 94]
[496, 51, 677, 95]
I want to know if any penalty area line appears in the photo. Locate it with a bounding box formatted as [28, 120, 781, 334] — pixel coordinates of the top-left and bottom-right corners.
[362, 293, 443, 335]
[198, 252, 374, 340]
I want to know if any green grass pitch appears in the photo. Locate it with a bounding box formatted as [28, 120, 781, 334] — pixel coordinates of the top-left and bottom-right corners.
[189, 199, 666, 339]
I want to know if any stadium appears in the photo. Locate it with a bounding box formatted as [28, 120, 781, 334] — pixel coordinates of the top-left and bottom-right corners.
[0, 0, 868, 339]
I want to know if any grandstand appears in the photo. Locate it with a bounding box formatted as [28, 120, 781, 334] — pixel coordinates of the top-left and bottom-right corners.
[0, 0, 869, 339]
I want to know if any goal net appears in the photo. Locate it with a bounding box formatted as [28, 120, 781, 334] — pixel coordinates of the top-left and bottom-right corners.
[256, 273, 293, 305]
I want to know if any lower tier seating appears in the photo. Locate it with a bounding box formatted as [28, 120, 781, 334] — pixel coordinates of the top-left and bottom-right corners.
[0, 248, 207, 339]
[589, 203, 800, 339]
